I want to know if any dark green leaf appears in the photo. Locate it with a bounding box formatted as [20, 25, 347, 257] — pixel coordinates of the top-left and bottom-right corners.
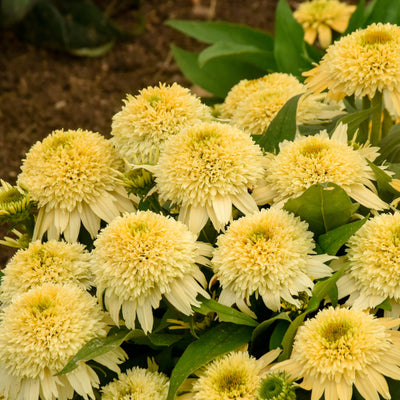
[298, 115, 343, 137]
[198, 41, 276, 70]
[253, 93, 302, 153]
[0, 0, 38, 26]
[284, 183, 358, 235]
[0, 270, 4, 285]
[171, 44, 265, 98]
[345, 0, 366, 34]
[387, 378, 400, 399]
[167, 323, 254, 400]
[166, 20, 274, 50]
[274, 0, 312, 77]
[251, 313, 292, 344]
[194, 297, 258, 327]
[377, 123, 400, 164]
[147, 333, 185, 347]
[365, 0, 400, 24]
[317, 217, 368, 256]
[336, 106, 377, 140]
[57, 328, 145, 375]
[377, 297, 392, 311]
[367, 159, 399, 195]
[269, 320, 291, 350]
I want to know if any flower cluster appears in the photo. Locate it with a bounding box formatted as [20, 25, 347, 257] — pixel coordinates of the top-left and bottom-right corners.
[3, 4, 400, 400]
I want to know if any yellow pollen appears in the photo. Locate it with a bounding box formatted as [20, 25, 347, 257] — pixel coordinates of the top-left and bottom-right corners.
[217, 370, 246, 394]
[129, 221, 149, 234]
[301, 141, 328, 156]
[147, 94, 161, 106]
[322, 320, 353, 344]
[362, 30, 392, 46]
[248, 227, 271, 243]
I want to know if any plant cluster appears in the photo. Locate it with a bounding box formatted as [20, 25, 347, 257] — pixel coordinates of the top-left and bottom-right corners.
[2, 0, 400, 399]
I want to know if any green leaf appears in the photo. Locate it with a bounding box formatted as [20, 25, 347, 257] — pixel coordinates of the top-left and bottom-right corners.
[269, 320, 291, 350]
[387, 378, 400, 399]
[336, 106, 377, 140]
[377, 123, 400, 164]
[0, 0, 38, 26]
[253, 93, 302, 153]
[298, 115, 343, 137]
[345, 0, 366, 34]
[57, 328, 144, 375]
[317, 217, 368, 256]
[365, 0, 400, 24]
[274, 0, 312, 77]
[171, 44, 266, 98]
[251, 313, 291, 344]
[278, 265, 347, 360]
[198, 41, 276, 71]
[166, 20, 274, 50]
[377, 297, 392, 312]
[193, 297, 258, 327]
[367, 159, 399, 195]
[167, 323, 254, 400]
[284, 183, 358, 235]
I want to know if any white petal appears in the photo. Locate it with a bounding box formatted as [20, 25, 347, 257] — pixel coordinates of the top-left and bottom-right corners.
[348, 184, 388, 210]
[137, 300, 154, 333]
[212, 195, 232, 227]
[187, 204, 209, 235]
[63, 207, 81, 242]
[231, 190, 259, 215]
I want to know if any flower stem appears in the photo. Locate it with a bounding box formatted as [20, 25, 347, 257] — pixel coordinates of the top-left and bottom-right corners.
[369, 91, 383, 145]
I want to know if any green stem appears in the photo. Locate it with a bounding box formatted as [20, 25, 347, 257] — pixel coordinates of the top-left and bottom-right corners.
[358, 96, 370, 144]
[369, 91, 383, 145]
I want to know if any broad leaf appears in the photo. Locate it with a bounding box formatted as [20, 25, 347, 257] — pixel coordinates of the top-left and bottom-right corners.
[365, 0, 400, 25]
[57, 328, 144, 375]
[367, 160, 399, 195]
[0, 0, 38, 26]
[336, 106, 377, 140]
[167, 323, 254, 400]
[284, 183, 358, 235]
[251, 313, 291, 344]
[194, 297, 258, 327]
[166, 20, 274, 50]
[345, 0, 366, 33]
[377, 123, 400, 164]
[171, 45, 266, 98]
[317, 217, 368, 256]
[198, 41, 276, 70]
[274, 0, 312, 77]
[253, 93, 302, 153]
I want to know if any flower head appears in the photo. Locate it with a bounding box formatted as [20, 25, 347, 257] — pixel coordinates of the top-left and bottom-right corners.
[101, 367, 169, 400]
[111, 83, 211, 164]
[252, 123, 387, 210]
[155, 122, 264, 234]
[294, 0, 356, 48]
[212, 208, 332, 315]
[257, 372, 296, 400]
[187, 349, 281, 400]
[221, 73, 343, 135]
[304, 23, 400, 115]
[273, 307, 400, 400]
[337, 212, 400, 316]
[0, 179, 34, 225]
[0, 240, 93, 305]
[17, 129, 134, 242]
[92, 210, 211, 333]
[0, 283, 126, 400]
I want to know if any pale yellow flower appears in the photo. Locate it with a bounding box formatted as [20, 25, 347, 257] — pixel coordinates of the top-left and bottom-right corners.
[155, 122, 264, 234]
[221, 73, 343, 136]
[181, 349, 281, 400]
[294, 0, 356, 48]
[252, 123, 388, 210]
[101, 367, 169, 400]
[18, 129, 134, 242]
[273, 307, 400, 400]
[111, 83, 211, 164]
[0, 284, 126, 400]
[304, 23, 400, 116]
[337, 213, 400, 317]
[0, 240, 93, 305]
[212, 208, 333, 315]
[92, 211, 212, 333]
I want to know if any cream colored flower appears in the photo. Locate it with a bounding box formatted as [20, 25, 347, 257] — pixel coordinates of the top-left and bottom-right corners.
[92, 210, 212, 333]
[155, 122, 264, 234]
[182, 349, 281, 400]
[304, 23, 400, 115]
[337, 213, 400, 317]
[0, 240, 93, 305]
[221, 73, 343, 136]
[111, 83, 211, 164]
[252, 123, 388, 210]
[0, 283, 126, 400]
[273, 307, 400, 400]
[17, 129, 134, 242]
[101, 367, 169, 400]
[294, 0, 356, 48]
[212, 208, 333, 315]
